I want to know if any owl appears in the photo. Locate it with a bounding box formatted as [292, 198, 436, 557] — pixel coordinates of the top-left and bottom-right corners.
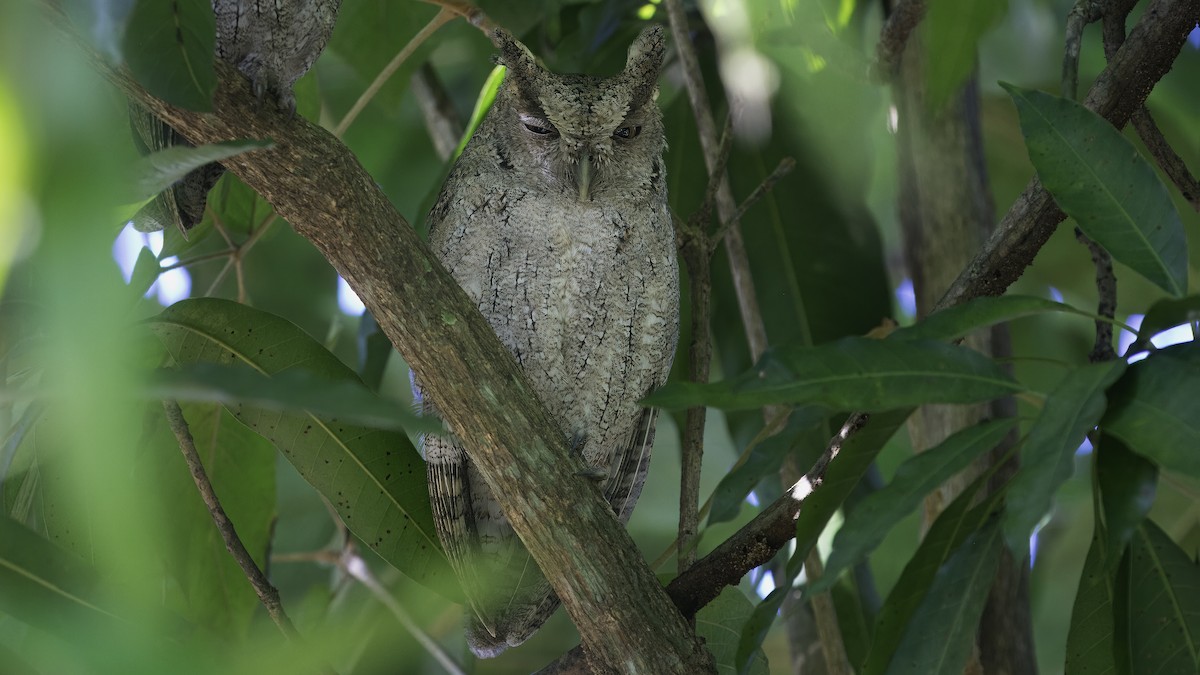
[130, 0, 341, 235]
[418, 25, 679, 658]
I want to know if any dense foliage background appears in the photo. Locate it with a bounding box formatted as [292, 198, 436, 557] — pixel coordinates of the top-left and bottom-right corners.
[1, 0, 1197, 673]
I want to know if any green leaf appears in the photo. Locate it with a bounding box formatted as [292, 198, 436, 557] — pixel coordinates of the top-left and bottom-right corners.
[147, 298, 458, 599]
[1003, 84, 1188, 296]
[883, 520, 1004, 675]
[128, 246, 160, 298]
[736, 587, 787, 675]
[148, 362, 440, 435]
[0, 514, 119, 634]
[1102, 343, 1200, 480]
[1003, 360, 1126, 553]
[454, 65, 506, 161]
[134, 139, 271, 201]
[696, 587, 769, 675]
[863, 475, 1003, 675]
[647, 338, 1022, 412]
[891, 295, 1089, 343]
[1096, 437, 1157, 574]
[122, 0, 216, 111]
[1064, 530, 1119, 675]
[814, 418, 1016, 594]
[924, 0, 1008, 109]
[1124, 521, 1200, 672]
[1129, 295, 1200, 354]
[707, 407, 825, 526]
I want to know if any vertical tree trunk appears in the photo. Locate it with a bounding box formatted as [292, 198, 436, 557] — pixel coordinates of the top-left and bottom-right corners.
[891, 23, 1038, 675]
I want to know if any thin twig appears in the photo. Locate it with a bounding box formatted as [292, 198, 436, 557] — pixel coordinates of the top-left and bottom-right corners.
[677, 236, 712, 573]
[1062, 0, 1104, 100]
[711, 157, 796, 247]
[410, 63, 463, 163]
[691, 113, 734, 231]
[1075, 229, 1118, 361]
[418, 0, 494, 32]
[343, 554, 467, 675]
[334, 8, 456, 138]
[161, 400, 305, 643]
[664, 0, 771, 363]
[803, 551, 852, 675]
[872, 0, 928, 83]
[1101, 0, 1200, 211]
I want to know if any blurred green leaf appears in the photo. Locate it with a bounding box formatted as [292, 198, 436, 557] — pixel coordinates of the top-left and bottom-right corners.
[134, 139, 271, 201]
[0, 514, 118, 634]
[1003, 360, 1126, 554]
[1125, 520, 1200, 672]
[891, 295, 1089, 342]
[737, 586, 786, 675]
[1102, 342, 1200, 480]
[696, 587, 769, 675]
[1003, 84, 1188, 297]
[814, 418, 1016, 595]
[121, 0, 216, 111]
[1129, 295, 1200, 354]
[1064, 530, 1120, 675]
[883, 520, 1004, 675]
[924, 0, 1008, 109]
[143, 403, 275, 638]
[863, 475, 1003, 675]
[1096, 437, 1157, 575]
[148, 362, 439, 434]
[832, 573, 876, 669]
[147, 298, 458, 599]
[326, 1, 438, 110]
[648, 338, 1022, 412]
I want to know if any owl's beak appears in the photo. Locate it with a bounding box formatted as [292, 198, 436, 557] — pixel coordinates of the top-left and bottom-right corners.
[576, 152, 592, 202]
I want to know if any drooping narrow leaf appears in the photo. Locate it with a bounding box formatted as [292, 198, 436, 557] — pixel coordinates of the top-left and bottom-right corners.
[147, 298, 458, 599]
[1064, 531, 1119, 675]
[647, 338, 1022, 412]
[890, 295, 1090, 343]
[883, 521, 1004, 675]
[862, 475, 1003, 675]
[696, 587, 769, 675]
[1003, 360, 1126, 553]
[1128, 295, 1200, 354]
[1102, 342, 1200, 480]
[134, 139, 271, 201]
[707, 406, 825, 526]
[1124, 521, 1200, 672]
[1096, 437, 1157, 573]
[1003, 84, 1188, 296]
[121, 0, 216, 111]
[737, 409, 912, 674]
[814, 418, 1015, 594]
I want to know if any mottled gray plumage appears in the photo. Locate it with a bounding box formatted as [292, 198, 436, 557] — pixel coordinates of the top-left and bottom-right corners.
[419, 26, 679, 658]
[130, 0, 340, 235]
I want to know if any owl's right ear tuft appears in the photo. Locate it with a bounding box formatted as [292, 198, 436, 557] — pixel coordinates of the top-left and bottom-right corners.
[490, 28, 540, 80]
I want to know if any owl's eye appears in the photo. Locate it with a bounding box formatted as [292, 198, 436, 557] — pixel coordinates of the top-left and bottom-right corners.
[523, 121, 555, 135]
[614, 125, 642, 140]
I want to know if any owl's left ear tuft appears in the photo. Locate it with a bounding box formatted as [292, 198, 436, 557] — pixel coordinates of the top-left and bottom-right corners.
[624, 25, 666, 107]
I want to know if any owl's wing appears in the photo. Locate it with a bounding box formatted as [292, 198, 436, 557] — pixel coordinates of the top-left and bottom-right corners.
[127, 103, 224, 236]
[603, 400, 658, 525]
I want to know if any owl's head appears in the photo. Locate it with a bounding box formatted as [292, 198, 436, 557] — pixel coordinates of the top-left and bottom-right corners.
[487, 26, 667, 203]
